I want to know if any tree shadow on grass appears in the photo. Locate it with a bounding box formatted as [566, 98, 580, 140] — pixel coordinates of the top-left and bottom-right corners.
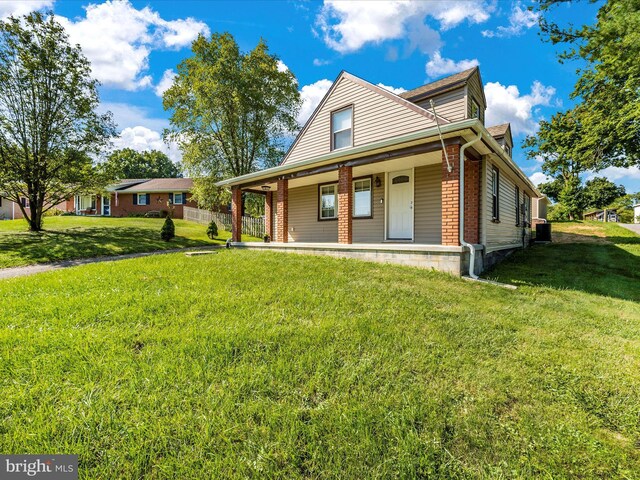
[485, 240, 640, 303]
[0, 226, 209, 268]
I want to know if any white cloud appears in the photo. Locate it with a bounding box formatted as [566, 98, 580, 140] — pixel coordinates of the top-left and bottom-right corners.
[485, 81, 556, 136]
[317, 0, 491, 54]
[529, 171, 551, 186]
[376, 83, 406, 95]
[0, 0, 53, 18]
[425, 51, 479, 78]
[56, 0, 209, 91]
[276, 60, 289, 72]
[313, 58, 331, 66]
[482, 2, 539, 38]
[98, 102, 169, 132]
[155, 69, 176, 97]
[113, 126, 181, 163]
[297, 78, 333, 126]
[586, 166, 640, 182]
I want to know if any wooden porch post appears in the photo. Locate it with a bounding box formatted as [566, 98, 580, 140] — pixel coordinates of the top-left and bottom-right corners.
[276, 179, 288, 243]
[441, 144, 461, 246]
[338, 165, 353, 244]
[264, 191, 273, 239]
[231, 186, 242, 242]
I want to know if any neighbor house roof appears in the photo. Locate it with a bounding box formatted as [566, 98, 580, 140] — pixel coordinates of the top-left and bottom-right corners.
[108, 179, 148, 191]
[399, 67, 478, 101]
[118, 178, 193, 193]
[486, 124, 510, 138]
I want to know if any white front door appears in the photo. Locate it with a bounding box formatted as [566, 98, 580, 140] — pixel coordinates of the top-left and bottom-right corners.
[387, 169, 413, 239]
[102, 195, 110, 216]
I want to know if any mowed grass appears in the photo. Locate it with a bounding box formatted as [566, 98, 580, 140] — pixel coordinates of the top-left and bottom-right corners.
[487, 221, 640, 302]
[0, 216, 259, 268]
[1, 223, 640, 478]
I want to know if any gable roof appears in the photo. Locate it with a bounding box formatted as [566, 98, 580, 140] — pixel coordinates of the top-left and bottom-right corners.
[281, 70, 450, 165]
[117, 178, 193, 193]
[400, 67, 479, 102]
[486, 124, 510, 137]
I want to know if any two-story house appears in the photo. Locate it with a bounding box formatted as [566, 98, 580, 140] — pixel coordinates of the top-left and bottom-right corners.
[217, 67, 546, 276]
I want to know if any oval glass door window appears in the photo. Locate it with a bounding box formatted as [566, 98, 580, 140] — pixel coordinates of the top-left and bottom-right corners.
[392, 175, 410, 184]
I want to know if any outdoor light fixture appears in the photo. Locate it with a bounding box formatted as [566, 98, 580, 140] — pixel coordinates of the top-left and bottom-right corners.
[261, 185, 271, 191]
[374, 176, 381, 188]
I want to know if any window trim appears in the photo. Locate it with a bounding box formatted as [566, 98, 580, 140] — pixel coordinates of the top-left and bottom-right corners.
[352, 175, 373, 220]
[491, 167, 500, 222]
[171, 192, 185, 205]
[524, 193, 531, 225]
[471, 98, 480, 119]
[515, 186, 520, 226]
[330, 105, 354, 151]
[137, 193, 148, 206]
[504, 144, 511, 157]
[318, 182, 338, 221]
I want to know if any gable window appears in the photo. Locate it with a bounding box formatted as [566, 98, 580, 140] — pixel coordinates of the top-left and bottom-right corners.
[491, 167, 500, 221]
[515, 186, 520, 226]
[504, 144, 512, 157]
[353, 177, 372, 218]
[471, 99, 480, 119]
[331, 106, 353, 150]
[319, 183, 338, 220]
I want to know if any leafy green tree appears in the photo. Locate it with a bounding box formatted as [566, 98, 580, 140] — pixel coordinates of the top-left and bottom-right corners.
[558, 176, 587, 220]
[160, 216, 175, 241]
[535, 0, 640, 168]
[104, 148, 182, 179]
[0, 12, 115, 231]
[163, 32, 300, 209]
[538, 178, 564, 203]
[583, 177, 625, 209]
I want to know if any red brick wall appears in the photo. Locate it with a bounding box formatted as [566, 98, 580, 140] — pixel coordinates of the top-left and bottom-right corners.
[110, 192, 195, 219]
[265, 191, 273, 239]
[464, 157, 481, 244]
[231, 187, 242, 242]
[441, 144, 460, 246]
[276, 179, 288, 243]
[338, 166, 353, 244]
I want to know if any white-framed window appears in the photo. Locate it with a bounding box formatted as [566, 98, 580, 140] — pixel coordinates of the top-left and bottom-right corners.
[331, 106, 353, 150]
[353, 177, 372, 218]
[491, 168, 500, 221]
[524, 193, 531, 224]
[319, 183, 338, 220]
[172, 192, 184, 205]
[471, 99, 480, 119]
[137, 193, 148, 205]
[504, 144, 511, 157]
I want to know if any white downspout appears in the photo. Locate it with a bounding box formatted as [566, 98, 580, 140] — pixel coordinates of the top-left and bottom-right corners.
[459, 133, 483, 279]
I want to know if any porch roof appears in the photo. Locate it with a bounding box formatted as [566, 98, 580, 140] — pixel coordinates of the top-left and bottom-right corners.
[216, 118, 541, 197]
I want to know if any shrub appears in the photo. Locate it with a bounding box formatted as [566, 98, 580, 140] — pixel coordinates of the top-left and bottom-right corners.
[207, 220, 218, 239]
[160, 217, 175, 241]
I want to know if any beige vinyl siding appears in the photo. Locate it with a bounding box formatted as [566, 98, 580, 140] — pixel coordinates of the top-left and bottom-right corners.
[485, 159, 531, 251]
[414, 164, 442, 244]
[287, 184, 338, 242]
[415, 87, 466, 122]
[466, 74, 485, 124]
[284, 76, 437, 165]
[353, 173, 384, 243]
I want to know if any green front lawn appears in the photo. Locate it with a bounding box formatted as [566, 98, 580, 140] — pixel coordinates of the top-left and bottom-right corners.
[0, 222, 639, 478]
[0, 216, 259, 268]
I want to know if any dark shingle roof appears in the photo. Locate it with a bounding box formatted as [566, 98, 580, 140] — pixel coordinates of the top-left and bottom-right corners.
[399, 67, 478, 101]
[118, 178, 193, 193]
[486, 124, 510, 138]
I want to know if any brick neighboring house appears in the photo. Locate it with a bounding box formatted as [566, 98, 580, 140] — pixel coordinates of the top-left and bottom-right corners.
[74, 178, 196, 219]
[217, 67, 548, 276]
[0, 196, 69, 220]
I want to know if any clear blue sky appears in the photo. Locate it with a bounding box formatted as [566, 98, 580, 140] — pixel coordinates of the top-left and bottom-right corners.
[11, 0, 638, 193]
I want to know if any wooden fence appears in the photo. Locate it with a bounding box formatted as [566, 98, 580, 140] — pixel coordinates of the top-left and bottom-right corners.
[183, 206, 265, 239]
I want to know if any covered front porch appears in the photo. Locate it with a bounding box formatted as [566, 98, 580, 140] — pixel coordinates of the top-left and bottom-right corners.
[222, 126, 487, 275]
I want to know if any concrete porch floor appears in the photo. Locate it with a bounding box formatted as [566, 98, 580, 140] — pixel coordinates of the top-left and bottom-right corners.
[230, 241, 470, 275]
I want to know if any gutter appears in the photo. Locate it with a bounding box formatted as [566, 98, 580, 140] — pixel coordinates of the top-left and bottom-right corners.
[459, 133, 483, 279]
